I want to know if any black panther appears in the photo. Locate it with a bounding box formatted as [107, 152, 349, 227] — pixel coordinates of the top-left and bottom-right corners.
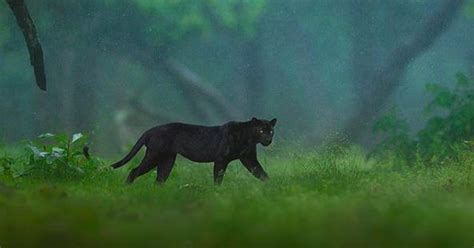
[111, 117, 277, 185]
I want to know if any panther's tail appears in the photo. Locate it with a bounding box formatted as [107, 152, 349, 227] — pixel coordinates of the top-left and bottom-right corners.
[111, 132, 149, 169]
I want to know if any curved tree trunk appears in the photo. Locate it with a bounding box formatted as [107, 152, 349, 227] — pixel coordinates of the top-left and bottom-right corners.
[5, 0, 46, 91]
[343, 0, 465, 143]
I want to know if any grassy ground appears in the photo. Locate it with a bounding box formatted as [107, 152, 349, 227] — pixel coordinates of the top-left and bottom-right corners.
[0, 147, 473, 247]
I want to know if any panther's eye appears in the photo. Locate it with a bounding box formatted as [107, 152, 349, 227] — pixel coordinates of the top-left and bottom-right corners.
[269, 130, 273, 134]
[259, 129, 264, 134]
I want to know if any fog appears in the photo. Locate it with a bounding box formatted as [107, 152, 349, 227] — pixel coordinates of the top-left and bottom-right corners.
[1, 0, 473, 155]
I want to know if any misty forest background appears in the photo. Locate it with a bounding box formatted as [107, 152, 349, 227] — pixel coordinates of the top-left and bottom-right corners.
[1, 0, 474, 155]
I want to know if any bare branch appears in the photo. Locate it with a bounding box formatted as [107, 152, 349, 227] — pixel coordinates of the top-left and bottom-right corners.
[103, 39, 241, 121]
[163, 58, 243, 120]
[128, 97, 181, 123]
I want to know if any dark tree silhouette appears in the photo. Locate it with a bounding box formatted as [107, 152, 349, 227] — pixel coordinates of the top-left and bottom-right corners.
[344, 0, 465, 142]
[5, 0, 46, 91]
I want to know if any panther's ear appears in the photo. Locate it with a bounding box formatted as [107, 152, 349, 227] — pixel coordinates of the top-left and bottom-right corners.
[270, 118, 277, 126]
[251, 117, 258, 123]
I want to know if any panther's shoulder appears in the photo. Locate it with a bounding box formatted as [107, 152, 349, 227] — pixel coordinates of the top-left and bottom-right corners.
[221, 121, 252, 131]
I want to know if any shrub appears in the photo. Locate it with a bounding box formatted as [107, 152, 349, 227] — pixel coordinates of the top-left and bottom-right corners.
[1, 133, 104, 179]
[373, 73, 474, 164]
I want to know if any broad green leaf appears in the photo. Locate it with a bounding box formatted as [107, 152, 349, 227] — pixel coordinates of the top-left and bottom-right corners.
[51, 147, 66, 158]
[52, 147, 65, 153]
[38, 133, 55, 139]
[72, 133, 84, 143]
[28, 145, 49, 158]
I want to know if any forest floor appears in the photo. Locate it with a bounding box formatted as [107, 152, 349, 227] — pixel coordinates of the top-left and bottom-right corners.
[0, 147, 473, 247]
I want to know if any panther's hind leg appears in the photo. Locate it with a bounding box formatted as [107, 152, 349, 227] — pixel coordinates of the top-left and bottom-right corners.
[126, 149, 158, 184]
[156, 154, 177, 184]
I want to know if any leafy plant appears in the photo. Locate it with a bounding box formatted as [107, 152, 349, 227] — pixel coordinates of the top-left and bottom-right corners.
[0, 153, 15, 177]
[418, 72, 474, 160]
[134, 0, 266, 47]
[20, 133, 102, 178]
[373, 73, 474, 164]
[371, 110, 416, 165]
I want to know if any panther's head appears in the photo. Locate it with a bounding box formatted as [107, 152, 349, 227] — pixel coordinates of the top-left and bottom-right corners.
[250, 117, 277, 146]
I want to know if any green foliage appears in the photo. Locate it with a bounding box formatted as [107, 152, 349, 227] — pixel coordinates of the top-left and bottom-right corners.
[0, 133, 104, 179]
[207, 0, 266, 37]
[373, 73, 474, 164]
[372, 110, 416, 165]
[135, 0, 211, 45]
[133, 0, 266, 46]
[0, 153, 15, 177]
[2, 0, 266, 53]
[418, 72, 474, 160]
[464, 0, 474, 17]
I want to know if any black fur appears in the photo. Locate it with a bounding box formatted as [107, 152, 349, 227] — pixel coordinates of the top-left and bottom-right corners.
[112, 117, 277, 185]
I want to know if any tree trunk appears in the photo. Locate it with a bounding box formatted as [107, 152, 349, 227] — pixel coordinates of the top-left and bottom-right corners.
[343, 0, 465, 143]
[5, 0, 46, 90]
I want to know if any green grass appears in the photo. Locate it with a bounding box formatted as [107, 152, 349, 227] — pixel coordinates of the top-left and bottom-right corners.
[0, 147, 473, 247]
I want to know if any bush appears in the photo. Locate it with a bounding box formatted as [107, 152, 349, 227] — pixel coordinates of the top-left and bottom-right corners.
[0, 133, 104, 179]
[0, 152, 15, 177]
[373, 73, 474, 164]
[371, 110, 417, 165]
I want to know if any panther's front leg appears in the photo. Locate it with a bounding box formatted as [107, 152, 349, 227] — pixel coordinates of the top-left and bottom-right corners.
[240, 153, 269, 181]
[213, 159, 230, 185]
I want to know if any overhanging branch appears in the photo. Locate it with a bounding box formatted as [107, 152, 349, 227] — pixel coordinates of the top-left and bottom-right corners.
[6, 0, 46, 91]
